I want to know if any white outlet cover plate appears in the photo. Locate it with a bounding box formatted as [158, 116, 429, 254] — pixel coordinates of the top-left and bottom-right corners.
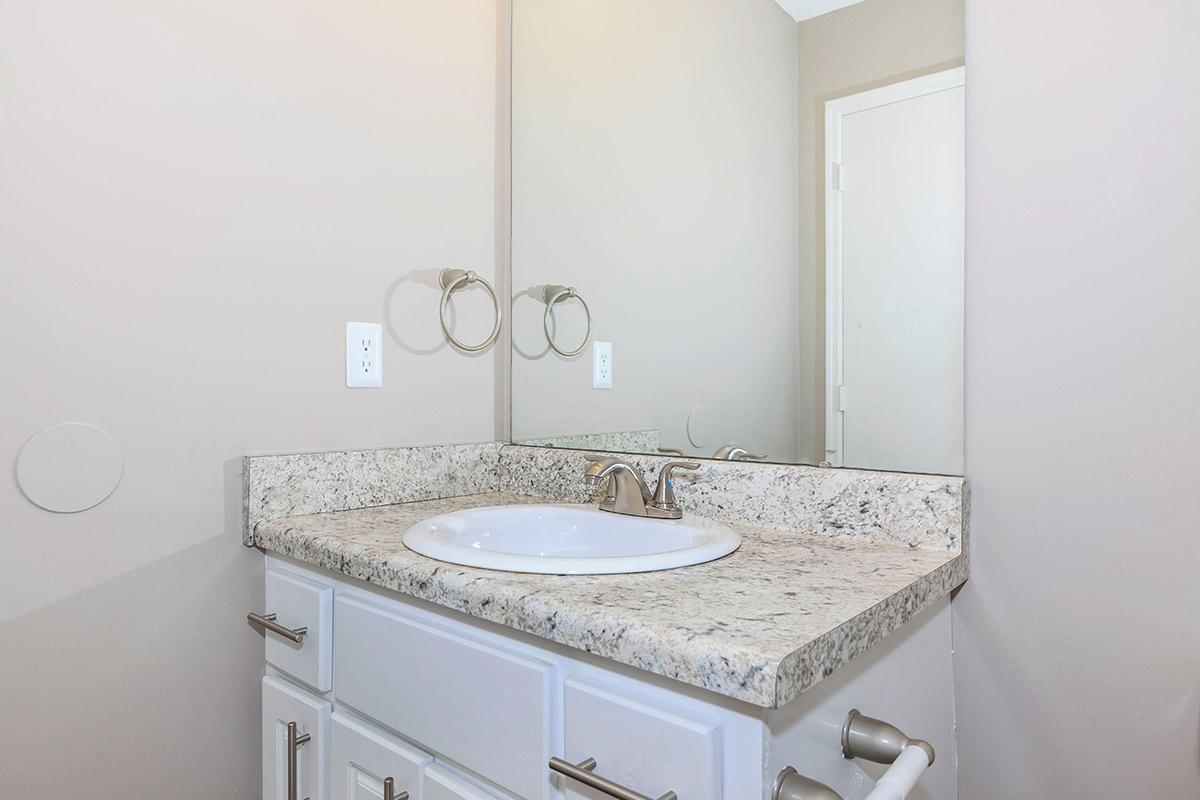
[346, 322, 383, 388]
[592, 341, 613, 389]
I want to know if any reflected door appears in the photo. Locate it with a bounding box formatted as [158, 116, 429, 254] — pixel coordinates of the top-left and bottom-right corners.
[825, 68, 965, 475]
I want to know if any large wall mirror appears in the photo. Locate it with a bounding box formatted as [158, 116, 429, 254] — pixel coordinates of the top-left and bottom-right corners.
[509, 0, 965, 475]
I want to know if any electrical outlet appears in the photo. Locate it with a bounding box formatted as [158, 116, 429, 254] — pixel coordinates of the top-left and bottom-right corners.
[346, 322, 383, 388]
[592, 341, 613, 389]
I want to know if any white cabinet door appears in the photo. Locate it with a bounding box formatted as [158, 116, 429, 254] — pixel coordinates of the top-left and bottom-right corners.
[264, 676, 332, 800]
[331, 711, 433, 800]
[424, 765, 500, 800]
[562, 679, 721, 800]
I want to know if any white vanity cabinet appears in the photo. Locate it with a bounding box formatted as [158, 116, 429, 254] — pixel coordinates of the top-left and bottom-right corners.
[258, 556, 956, 800]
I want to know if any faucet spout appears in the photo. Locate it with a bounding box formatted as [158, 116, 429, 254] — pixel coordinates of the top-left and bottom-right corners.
[583, 456, 652, 516]
[582, 456, 701, 520]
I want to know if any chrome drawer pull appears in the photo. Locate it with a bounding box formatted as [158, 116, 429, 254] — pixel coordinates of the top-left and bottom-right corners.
[383, 777, 409, 800]
[248, 612, 308, 644]
[549, 756, 677, 800]
[286, 721, 312, 800]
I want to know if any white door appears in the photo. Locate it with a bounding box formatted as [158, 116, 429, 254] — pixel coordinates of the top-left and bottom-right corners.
[263, 676, 332, 800]
[825, 68, 965, 475]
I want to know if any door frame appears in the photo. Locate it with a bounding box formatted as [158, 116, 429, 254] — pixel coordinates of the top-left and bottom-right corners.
[822, 65, 965, 466]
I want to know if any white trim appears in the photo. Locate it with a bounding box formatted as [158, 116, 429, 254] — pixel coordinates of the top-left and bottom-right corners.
[774, 0, 869, 23]
[822, 66, 965, 466]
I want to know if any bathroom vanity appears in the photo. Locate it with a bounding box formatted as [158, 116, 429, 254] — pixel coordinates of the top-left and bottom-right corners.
[245, 443, 967, 800]
[241, 1, 968, 796]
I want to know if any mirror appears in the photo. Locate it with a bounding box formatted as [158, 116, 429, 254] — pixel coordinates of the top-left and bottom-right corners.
[509, 0, 965, 475]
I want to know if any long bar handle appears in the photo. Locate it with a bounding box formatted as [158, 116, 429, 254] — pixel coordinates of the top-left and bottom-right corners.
[383, 777, 409, 800]
[549, 756, 676, 800]
[248, 612, 308, 644]
[286, 721, 312, 800]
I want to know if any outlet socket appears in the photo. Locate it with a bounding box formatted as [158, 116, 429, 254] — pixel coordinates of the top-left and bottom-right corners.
[592, 341, 613, 389]
[346, 322, 383, 388]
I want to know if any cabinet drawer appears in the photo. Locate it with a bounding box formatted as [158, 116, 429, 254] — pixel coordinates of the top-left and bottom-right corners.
[425, 764, 505, 800]
[331, 711, 434, 800]
[265, 566, 333, 692]
[334, 594, 554, 800]
[561, 679, 721, 800]
[263, 676, 332, 800]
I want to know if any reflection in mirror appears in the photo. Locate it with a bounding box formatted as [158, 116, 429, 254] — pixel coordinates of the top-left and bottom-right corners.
[510, 0, 965, 475]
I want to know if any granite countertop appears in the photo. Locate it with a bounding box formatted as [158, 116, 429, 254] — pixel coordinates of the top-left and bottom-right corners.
[252, 491, 966, 709]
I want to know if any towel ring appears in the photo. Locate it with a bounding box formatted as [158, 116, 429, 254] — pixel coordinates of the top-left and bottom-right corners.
[542, 284, 592, 357]
[439, 268, 502, 353]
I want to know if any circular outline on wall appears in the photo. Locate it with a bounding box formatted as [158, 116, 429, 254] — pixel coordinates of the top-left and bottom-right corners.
[16, 422, 124, 513]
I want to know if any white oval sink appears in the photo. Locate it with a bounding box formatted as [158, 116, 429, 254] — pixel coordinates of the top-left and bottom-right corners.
[402, 504, 741, 575]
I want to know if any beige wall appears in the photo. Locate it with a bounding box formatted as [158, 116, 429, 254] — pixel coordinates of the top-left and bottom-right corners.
[956, 0, 1200, 796]
[0, 0, 498, 795]
[795, 0, 965, 462]
[510, 0, 803, 461]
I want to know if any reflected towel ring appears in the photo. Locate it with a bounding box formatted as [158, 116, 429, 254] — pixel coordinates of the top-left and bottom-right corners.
[439, 268, 502, 352]
[542, 284, 592, 357]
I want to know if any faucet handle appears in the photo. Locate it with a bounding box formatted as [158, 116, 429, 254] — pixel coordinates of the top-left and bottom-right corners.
[711, 444, 768, 461]
[651, 461, 700, 513]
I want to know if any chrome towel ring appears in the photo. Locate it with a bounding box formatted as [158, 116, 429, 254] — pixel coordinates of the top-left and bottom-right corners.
[542, 284, 592, 357]
[439, 268, 501, 353]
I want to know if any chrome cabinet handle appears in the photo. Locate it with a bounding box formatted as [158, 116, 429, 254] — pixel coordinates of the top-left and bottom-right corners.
[549, 756, 676, 800]
[286, 721, 312, 800]
[247, 612, 308, 644]
[383, 777, 409, 800]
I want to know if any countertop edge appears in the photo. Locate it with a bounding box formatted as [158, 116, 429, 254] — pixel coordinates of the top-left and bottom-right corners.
[771, 552, 969, 707]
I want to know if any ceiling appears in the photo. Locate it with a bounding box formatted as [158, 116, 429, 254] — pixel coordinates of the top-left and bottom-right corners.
[773, 0, 869, 22]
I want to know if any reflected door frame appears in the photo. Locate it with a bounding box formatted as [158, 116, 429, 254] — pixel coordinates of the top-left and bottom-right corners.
[823, 65, 965, 467]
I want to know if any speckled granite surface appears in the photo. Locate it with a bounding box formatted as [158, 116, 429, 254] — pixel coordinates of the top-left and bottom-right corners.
[516, 429, 661, 453]
[499, 445, 965, 550]
[243, 442, 502, 545]
[251, 492, 967, 708]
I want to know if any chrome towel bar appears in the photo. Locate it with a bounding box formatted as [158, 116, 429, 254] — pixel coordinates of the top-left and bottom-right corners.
[773, 710, 935, 800]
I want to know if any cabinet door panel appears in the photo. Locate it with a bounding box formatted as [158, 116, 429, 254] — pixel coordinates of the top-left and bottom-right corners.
[562, 679, 721, 800]
[263, 676, 332, 800]
[331, 711, 433, 800]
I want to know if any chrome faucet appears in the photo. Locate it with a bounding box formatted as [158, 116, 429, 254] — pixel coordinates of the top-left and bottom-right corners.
[711, 444, 768, 461]
[583, 456, 699, 519]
